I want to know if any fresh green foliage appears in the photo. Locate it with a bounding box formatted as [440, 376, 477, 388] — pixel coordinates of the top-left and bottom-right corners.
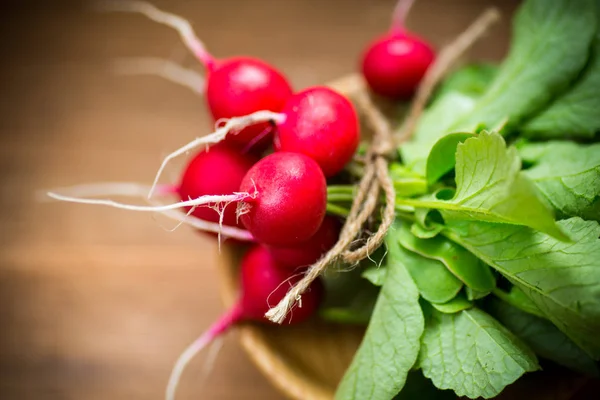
[398, 223, 495, 293]
[523, 30, 600, 139]
[487, 298, 600, 377]
[336, 0, 600, 397]
[492, 286, 545, 319]
[445, 218, 600, 358]
[401, 93, 477, 174]
[426, 132, 475, 185]
[400, 63, 499, 175]
[430, 294, 473, 314]
[396, 226, 463, 303]
[452, 0, 598, 131]
[434, 64, 498, 100]
[399, 132, 567, 239]
[419, 308, 539, 399]
[518, 141, 600, 221]
[466, 287, 491, 301]
[335, 228, 424, 400]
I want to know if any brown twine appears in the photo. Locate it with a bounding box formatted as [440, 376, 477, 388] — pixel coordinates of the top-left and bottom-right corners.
[265, 7, 501, 324]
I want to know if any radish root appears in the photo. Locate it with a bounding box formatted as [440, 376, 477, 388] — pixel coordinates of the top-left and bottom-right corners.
[147, 111, 285, 198]
[44, 182, 253, 241]
[265, 7, 501, 324]
[112, 57, 205, 94]
[96, 0, 216, 69]
[166, 306, 242, 400]
[47, 190, 255, 213]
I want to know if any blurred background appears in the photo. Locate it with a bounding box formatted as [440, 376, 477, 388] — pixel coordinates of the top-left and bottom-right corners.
[0, 0, 519, 399]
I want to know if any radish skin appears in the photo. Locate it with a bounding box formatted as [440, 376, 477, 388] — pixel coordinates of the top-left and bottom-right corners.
[239, 152, 327, 246]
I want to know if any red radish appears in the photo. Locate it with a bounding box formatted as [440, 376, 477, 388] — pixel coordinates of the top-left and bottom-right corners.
[165, 244, 323, 400]
[100, 1, 293, 151]
[239, 152, 327, 246]
[274, 87, 360, 177]
[361, 0, 435, 99]
[176, 144, 257, 228]
[206, 57, 293, 151]
[149, 87, 359, 192]
[47, 153, 325, 246]
[268, 216, 341, 270]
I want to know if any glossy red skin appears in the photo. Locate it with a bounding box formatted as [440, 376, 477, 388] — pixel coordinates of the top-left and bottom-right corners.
[268, 216, 341, 270]
[177, 144, 258, 228]
[240, 244, 323, 324]
[206, 57, 293, 152]
[275, 87, 360, 177]
[239, 152, 327, 246]
[361, 31, 435, 99]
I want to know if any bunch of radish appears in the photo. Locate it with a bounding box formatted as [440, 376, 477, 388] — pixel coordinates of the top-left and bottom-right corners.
[48, 0, 435, 398]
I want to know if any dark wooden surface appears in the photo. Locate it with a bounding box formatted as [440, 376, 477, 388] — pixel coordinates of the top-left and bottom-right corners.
[0, 1, 520, 399]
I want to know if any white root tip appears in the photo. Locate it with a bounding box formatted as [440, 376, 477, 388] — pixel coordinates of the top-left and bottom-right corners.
[147, 110, 284, 198]
[112, 57, 205, 94]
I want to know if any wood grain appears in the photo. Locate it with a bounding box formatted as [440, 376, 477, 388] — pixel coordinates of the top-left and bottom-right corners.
[0, 1, 532, 399]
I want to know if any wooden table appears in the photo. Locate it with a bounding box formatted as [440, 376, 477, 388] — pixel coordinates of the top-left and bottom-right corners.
[0, 1, 517, 398]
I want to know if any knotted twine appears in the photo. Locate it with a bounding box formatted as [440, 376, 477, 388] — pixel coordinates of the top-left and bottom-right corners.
[266, 8, 501, 323]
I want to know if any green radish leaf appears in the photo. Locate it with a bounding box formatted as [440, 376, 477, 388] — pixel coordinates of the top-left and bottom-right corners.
[335, 227, 424, 400]
[452, 0, 598, 132]
[401, 92, 477, 175]
[434, 63, 499, 100]
[393, 370, 457, 400]
[400, 132, 567, 240]
[492, 287, 546, 319]
[487, 298, 600, 377]
[523, 30, 600, 139]
[410, 222, 442, 239]
[419, 308, 539, 399]
[466, 287, 491, 301]
[362, 265, 387, 287]
[389, 164, 429, 197]
[430, 294, 473, 314]
[518, 141, 600, 221]
[426, 132, 475, 185]
[445, 217, 600, 358]
[396, 228, 463, 303]
[398, 222, 496, 293]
